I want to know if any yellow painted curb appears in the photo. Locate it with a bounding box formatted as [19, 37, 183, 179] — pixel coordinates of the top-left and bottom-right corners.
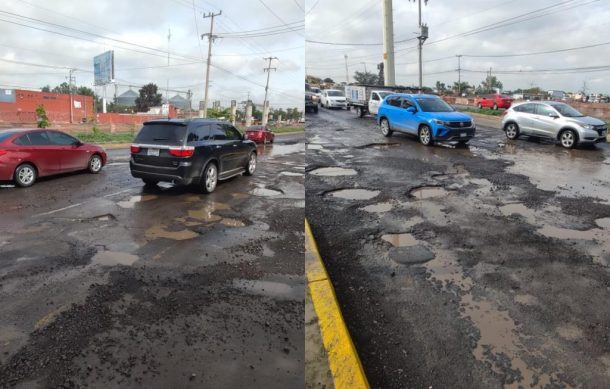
[305, 219, 370, 389]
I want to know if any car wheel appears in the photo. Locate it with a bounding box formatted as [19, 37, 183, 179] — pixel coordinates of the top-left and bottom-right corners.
[419, 125, 434, 146]
[14, 163, 37, 187]
[244, 152, 257, 176]
[458, 140, 469, 146]
[142, 178, 158, 186]
[505, 123, 520, 140]
[559, 129, 577, 149]
[477, 103, 483, 109]
[88, 154, 103, 174]
[380, 118, 393, 137]
[201, 162, 218, 193]
[493, 103, 498, 110]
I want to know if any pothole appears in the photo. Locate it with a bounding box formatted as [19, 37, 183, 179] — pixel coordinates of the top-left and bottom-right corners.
[232, 279, 303, 301]
[220, 218, 246, 227]
[309, 167, 357, 176]
[307, 144, 324, 150]
[326, 188, 380, 200]
[499, 203, 534, 218]
[381, 233, 418, 247]
[596, 217, 610, 229]
[145, 225, 199, 240]
[279, 171, 304, 177]
[356, 143, 399, 150]
[91, 251, 139, 266]
[117, 195, 157, 209]
[92, 213, 116, 221]
[251, 187, 283, 197]
[408, 186, 449, 199]
[361, 202, 393, 213]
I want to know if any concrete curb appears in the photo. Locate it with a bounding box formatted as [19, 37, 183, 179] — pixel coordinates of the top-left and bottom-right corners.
[305, 219, 370, 389]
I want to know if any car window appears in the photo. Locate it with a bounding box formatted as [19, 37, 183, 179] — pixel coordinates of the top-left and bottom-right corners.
[0, 131, 16, 143]
[47, 131, 77, 145]
[378, 92, 391, 99]
[135, 123, 187, 145]
[326, 90, 343, 97]
[187, 124, 212, 144]
[13, 134, 30, 145]
[548, 103, 584, 117]
[400, 98, 414, 109]
[224, 124, 242, 140]
[28, 131, 52, 145]
[535, 104, 556, 116]
[211, 124, 226, 140]
[514, 103, 535, 114]
[372, 93, 380, 101]
[387, 97, 401, 107]
[415, 98, 454, 112]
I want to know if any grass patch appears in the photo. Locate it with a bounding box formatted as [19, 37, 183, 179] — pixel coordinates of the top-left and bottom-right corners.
[273, 126, 304, 134]
[75, 131, 135, 144]
[460, 107, 503, 116]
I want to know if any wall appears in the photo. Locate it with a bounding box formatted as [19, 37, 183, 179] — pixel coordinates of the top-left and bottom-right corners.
[0, 89, 94, 124]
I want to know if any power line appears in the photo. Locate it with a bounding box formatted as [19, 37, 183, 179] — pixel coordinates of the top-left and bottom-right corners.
[462, 41, 610, 58]
[305, 0, 321, 15]
[292, 0, 304, 12]
[257, 0, 303, 36]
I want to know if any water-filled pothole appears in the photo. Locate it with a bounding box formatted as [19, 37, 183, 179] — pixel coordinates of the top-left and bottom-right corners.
[251, 187, 283, 196]
[381, 233, 418, 247]
[309, 167, 357, 176]
[326, 189, 380, 200]
[307, 144, 324, 150]
[279, 171, 304, 177]
[356, 143, 399, 150]
[117, 195, 157, 209]
[408, 186, 449, 199]
[92, 251, 139, 266]
[232, 279, 303, 301]
[596, 217, 610, 229]
[361, 202, 393, 213]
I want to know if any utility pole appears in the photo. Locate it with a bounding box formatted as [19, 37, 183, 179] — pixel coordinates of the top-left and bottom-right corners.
[166, 28, 171, 118]
[68, 68, 76, 123]
[411, 0, 429, 91]
[360, 62, 367, 73]
[344, 54, 349, 84]
[201, 10, 222, 118]
[382, 0, 395, 86]
[262, 56, 278, 126]
[456, 54, 462, 95]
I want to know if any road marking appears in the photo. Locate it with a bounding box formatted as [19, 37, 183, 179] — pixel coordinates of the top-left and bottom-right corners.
[305, 219, 370, 389]
[103, 189, 134, 198]
[35, 202, 83, 217]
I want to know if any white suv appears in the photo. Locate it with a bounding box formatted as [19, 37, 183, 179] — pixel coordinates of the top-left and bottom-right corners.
[320, 90, 347, 109]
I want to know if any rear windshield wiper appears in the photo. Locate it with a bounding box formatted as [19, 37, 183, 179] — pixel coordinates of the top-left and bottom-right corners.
[153, 138, 169, 141]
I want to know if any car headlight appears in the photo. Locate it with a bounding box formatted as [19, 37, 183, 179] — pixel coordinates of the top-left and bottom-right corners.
[432, 119, 448, 126]
[312, 96, 319, 101]
[582, 124, 594, 130]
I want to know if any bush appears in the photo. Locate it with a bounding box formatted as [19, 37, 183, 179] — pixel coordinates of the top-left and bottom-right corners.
[35, 105, 49, 128]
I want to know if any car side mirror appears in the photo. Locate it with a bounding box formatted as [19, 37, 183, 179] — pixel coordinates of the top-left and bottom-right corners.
[73, 140, 83, 146]
[548, 112, 559, 119]
[406, 106, 416, 113]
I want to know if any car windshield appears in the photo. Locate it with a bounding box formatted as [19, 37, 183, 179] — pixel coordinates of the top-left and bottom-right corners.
[135, 123, 187, 145]
[416, 98, 455, 112]
[0, 131, 16, 142]
[378, 92, 391, 99]
[549, 103, 584, 117]
[312, 88, 320, 93]
[326, 91, 343, 97]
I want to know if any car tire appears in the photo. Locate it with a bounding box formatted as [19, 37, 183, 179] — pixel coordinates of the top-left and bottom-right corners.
[88, 154, 103, 174]
[244, 152, 257, 176]
[201, 162, 218, 194]
[458, 140, 469, 146]
[493, 103, 498, 110]
[477, 103, 483, 109]
[14, 163, 37, 187]
[505, 122, 520, 140]
[419, 125, 434, 146]
[314, 106, 318, 113]
[142, 178, 158, 186]
[559, 129, 577, 149]
[380, 118, 393, 137]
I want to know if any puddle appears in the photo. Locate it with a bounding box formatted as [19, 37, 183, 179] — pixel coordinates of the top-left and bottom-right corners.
[596, 217, 610, 229]
[91, 251, 138, 266]
[188, 202, 231, 222]
[381, 233, 418, 247]
[232, 279, 303, 301]
[361, 202, 393, 213]
[307, 144, 324, 150]
[408, 186, 449, 199]
[251, 187, 283, 197]
[309, 167, 357, 176]
[538, 225, 598, 240]
[267, 143, 305, 157]
[145, 225, 199, 240]
[232, 193, 250, 200]
[117, 195, 157, 209]
[356, 143, 399, 150]
[389, 245, 435, 264]
[326, 188, 380, 200]
[262, 244, 275, 257]
[220, 218, 246, 227]
[279, 171, 304, 177]
[556, 324, 583, 341]
[514, 294, 539, 306]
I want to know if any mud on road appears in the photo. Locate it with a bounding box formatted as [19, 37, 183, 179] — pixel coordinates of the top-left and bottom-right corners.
[0, 135, 305, 388]
[306, 108, 610, 389]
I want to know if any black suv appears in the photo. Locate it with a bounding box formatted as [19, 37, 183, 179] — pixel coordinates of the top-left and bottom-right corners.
[129, 118, 257, 193]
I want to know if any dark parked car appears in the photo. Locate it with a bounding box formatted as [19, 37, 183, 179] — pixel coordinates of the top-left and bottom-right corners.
[245, 125, 275, 144]
[129, 119, 257, 193]
[0, 128, 107, 187]
[305, 91, 319, 113]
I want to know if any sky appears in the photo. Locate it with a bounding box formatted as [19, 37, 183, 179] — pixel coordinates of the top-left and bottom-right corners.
[0, 0, 304, 110]
[305, 0, 610, 94]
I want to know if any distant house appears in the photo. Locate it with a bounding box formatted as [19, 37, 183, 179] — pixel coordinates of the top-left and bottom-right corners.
[116, 89, 138, 107]
[547, 90, 566, 101]
[169, 94, 191, 110]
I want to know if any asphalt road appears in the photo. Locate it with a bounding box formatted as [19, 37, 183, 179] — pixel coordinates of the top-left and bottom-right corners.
[306, 108, 610, 389]
[0, 134, 305, 388]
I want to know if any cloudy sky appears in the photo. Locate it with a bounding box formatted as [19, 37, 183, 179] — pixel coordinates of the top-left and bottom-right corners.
[306, 0, 610, 94]
[0, 0, 304, 109]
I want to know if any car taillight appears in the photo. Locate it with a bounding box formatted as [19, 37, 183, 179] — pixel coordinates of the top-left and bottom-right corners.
[130, 145, 141, 154]
[169, 146, 195, 157]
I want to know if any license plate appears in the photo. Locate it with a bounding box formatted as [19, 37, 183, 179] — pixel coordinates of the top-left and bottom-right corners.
[460, 132, 467, 137]
[147, 148, 160, 156]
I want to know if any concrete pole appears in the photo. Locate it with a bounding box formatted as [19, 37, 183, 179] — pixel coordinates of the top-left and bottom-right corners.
[262, 101, 270, 126]
[230, 100, 237, 125]
[344, 54, 349, 84]
[457, 55, 462, 95]
[262, 57, 278, 125]
[245, 101, 252, 127]
[382, 0, 395, 86]
[418, 0, 423, 90]
[201, 11, 221, 118]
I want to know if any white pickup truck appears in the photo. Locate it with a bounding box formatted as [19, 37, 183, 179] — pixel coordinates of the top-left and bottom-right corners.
[345, 85, 416, 118]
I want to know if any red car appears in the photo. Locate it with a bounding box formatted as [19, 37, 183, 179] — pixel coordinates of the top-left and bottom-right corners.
[0, 129, 107, 187]
[245, 125, 275, 144]
[475, 94, 513, 110]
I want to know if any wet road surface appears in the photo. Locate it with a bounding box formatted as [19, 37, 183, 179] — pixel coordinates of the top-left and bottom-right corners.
[306, 108, 610, 389]
[0, 135, 305, 388]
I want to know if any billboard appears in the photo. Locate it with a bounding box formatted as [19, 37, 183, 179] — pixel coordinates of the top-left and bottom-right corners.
[93, 51, 114, 85]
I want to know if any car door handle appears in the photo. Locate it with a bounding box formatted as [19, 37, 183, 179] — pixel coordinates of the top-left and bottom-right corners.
[233, 144, 238, 147]
[215, 145, 222, 149]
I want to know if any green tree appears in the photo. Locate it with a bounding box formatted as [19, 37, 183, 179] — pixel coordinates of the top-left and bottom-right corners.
[480, 76, 503, 93]
[35, 105, 49, 128]
[435, 81, 447, 94]
[135, 83, 162, 112]
[452, 81, 471, 95]
[323, 77, 334, 84]
[306, 75, 322, 85]
[207, 108, 231, 119]
[353, 71, 379, 85]
[40, 85, 51, 92]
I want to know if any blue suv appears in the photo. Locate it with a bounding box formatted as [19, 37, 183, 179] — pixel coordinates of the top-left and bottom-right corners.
[376, 94, 476, 146]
